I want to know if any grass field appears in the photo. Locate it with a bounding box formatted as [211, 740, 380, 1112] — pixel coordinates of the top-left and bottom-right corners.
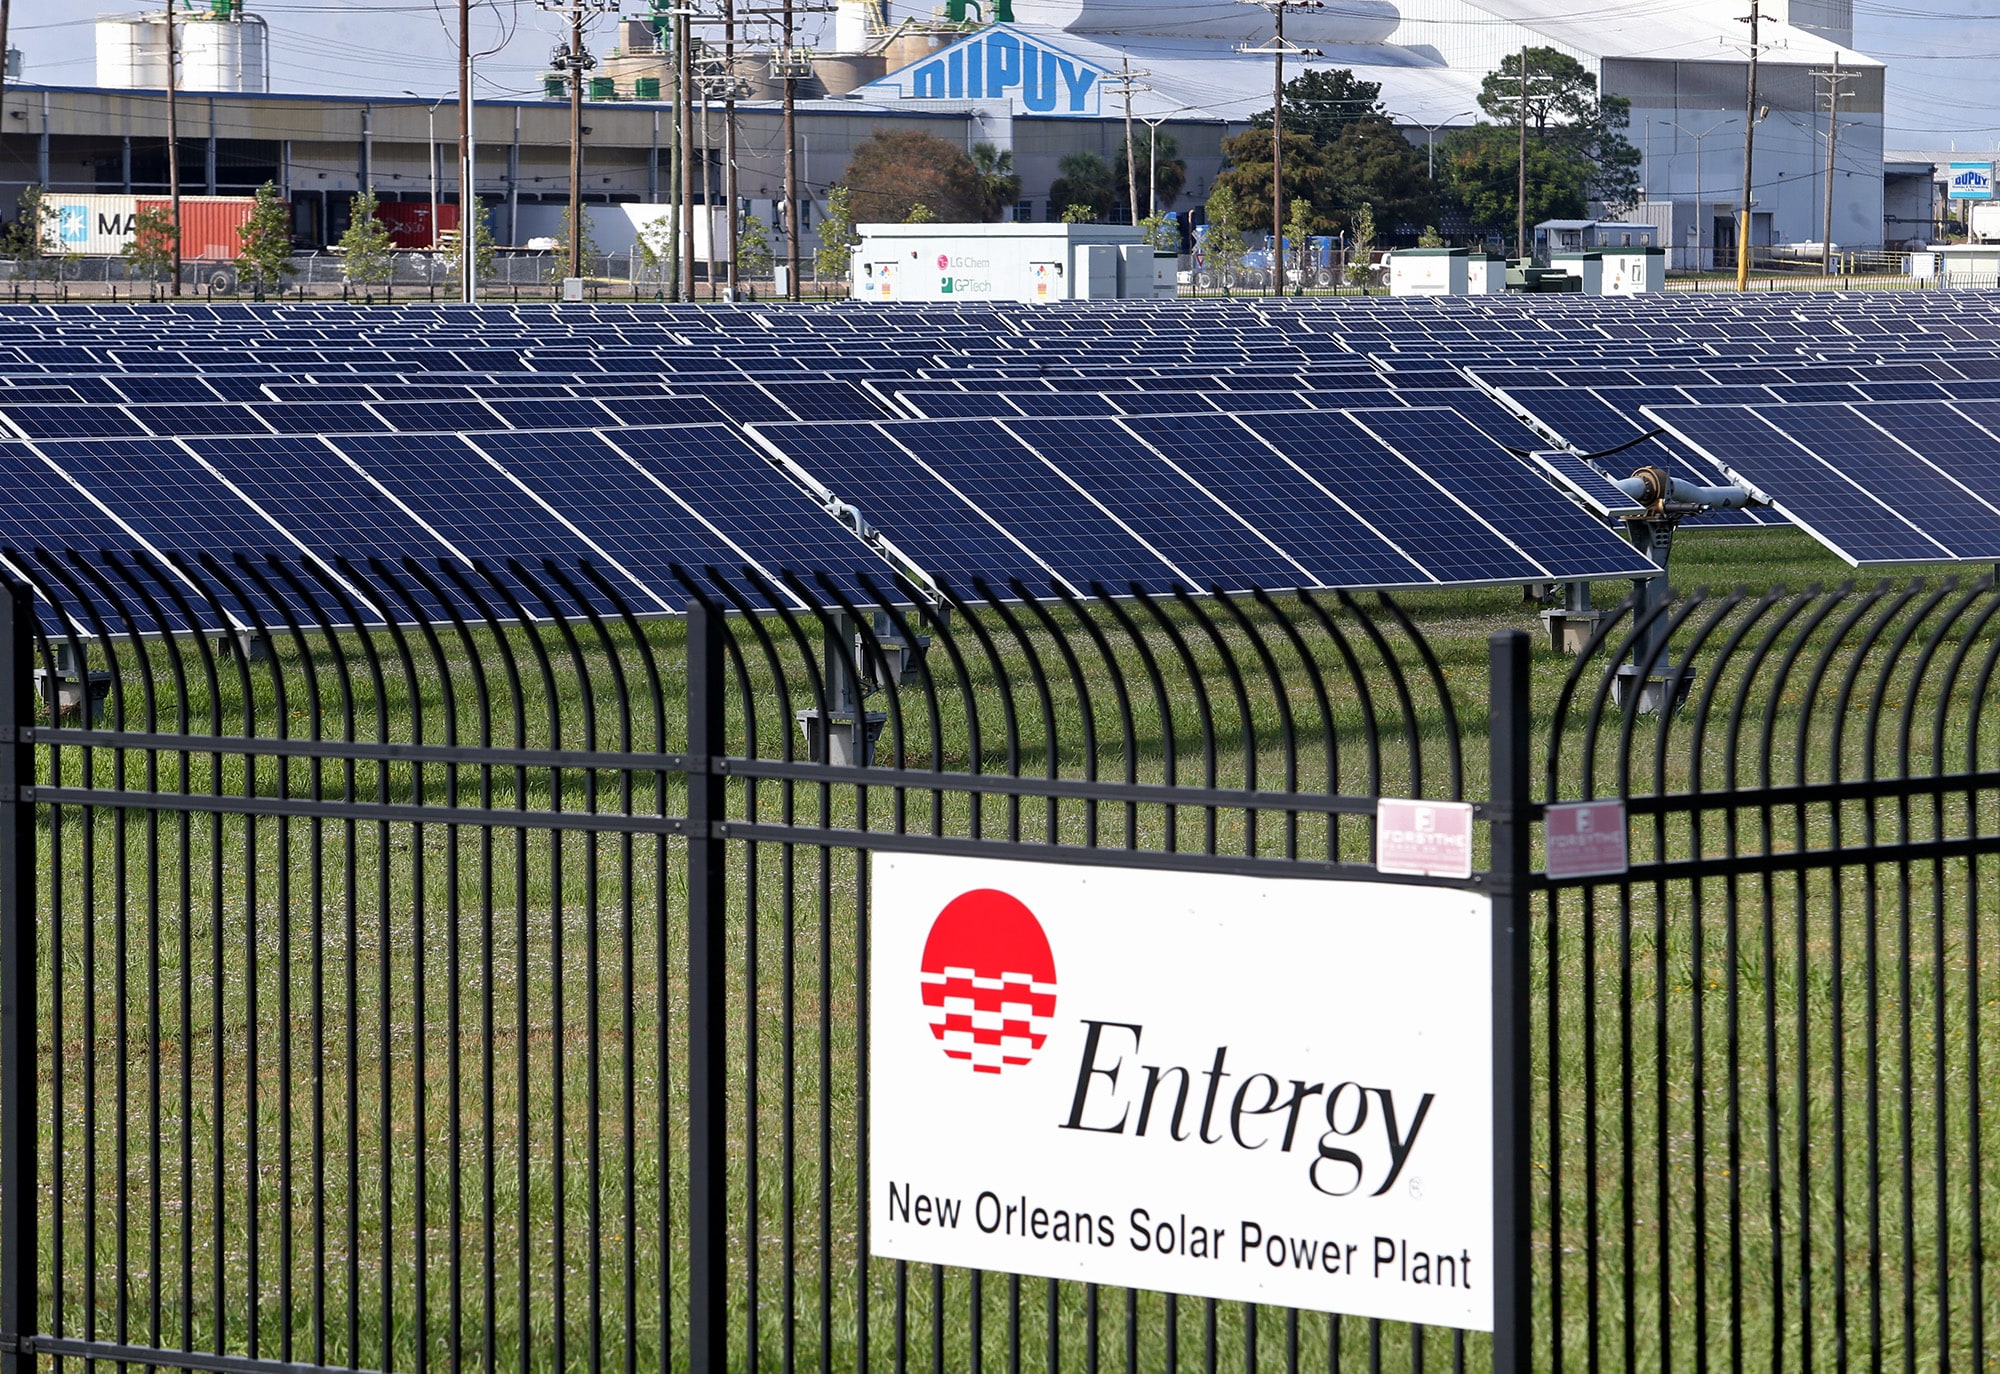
[29, 527, 2000, 1374]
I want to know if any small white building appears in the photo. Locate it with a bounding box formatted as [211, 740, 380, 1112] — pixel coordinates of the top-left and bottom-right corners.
[851, 223, 1173, 303]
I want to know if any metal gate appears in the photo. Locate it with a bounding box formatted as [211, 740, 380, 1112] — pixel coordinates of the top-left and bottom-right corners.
[0, 551, 1993, 1374]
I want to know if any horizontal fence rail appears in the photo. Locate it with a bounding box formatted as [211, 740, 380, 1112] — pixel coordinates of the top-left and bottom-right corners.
[0, 557, 1996, 1374]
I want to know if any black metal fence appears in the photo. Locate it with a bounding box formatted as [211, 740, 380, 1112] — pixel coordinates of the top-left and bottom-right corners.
[0, 552, 1993, 1374]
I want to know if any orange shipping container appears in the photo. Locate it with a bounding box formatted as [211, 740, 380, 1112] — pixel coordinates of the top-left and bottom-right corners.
[135, 196, 263, 261]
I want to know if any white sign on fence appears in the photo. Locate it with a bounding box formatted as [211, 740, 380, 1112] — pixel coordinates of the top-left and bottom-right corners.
[1374, 799, 1475, 879]
[1543, 801, 1629, 880]
[869, 852, 1495, 1330]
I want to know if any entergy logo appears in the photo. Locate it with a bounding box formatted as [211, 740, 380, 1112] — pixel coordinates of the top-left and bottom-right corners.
[919, 888, 1057, 1073]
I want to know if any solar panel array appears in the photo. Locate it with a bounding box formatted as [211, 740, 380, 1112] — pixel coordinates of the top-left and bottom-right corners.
[10, 288, 2000, 627]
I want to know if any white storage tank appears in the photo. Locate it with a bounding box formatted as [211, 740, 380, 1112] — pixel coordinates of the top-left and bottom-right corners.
[97, 4, 270, 93]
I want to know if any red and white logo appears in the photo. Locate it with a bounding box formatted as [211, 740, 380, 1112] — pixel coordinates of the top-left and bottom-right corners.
[919, 889, 1058, 1074]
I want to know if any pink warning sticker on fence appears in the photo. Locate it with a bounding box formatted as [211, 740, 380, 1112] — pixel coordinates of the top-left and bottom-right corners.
[1375, 798, 1475, 879]
[1544, 800, 1628, 880]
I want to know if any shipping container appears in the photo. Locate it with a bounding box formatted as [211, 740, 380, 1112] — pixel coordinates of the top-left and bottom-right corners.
[373, 200, 460, 250]
[41, 194, 138, 256]
[135, 196, 260, 261]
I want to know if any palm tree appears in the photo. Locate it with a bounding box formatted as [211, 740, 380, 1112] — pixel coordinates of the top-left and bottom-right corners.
[1048, 152, 1115, 223]
[971, 143, 1023, 222]
[1113, 132, 1186, 214]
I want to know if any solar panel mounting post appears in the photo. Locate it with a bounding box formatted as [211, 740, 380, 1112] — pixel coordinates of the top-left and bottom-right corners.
[1540, 579, 1603, 655]
[795, 610, 886, 767]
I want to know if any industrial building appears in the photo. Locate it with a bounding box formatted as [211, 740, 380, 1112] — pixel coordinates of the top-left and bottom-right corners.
[0, 0, 1901, 264]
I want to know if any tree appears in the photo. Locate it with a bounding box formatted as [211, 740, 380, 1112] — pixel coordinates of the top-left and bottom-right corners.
[1199, 183, 1248, 288]
[556, 204, 598, 275]
[839, 129, 984, 224]
[814, 185, 859, 282]
[1436, 124, 1589, 238]
[1445, 47, 1643, 230]
[971, 142, 1022, 221]
[1418, 225, 1446, 247]
[1048, 152, 1115, 223]
[1136, 212, 1180, 253]
[1285, 196, 1316, 281]
[123, 204, 178, 287]
[903, 202, 936, 224]
[1248, 68, 1388, 147]
[2, 185, 61, 280]
[444, 209, 498, 295]
[1112, 132, 1186, 215]
[1217, 121, 1430, 240]
[233, 180, 296, 300]
[1345, 202, 1376, 286]
[1059, 203, 1096, 225]
[736, 212, 774, 278]
[338, 189, 395, 286]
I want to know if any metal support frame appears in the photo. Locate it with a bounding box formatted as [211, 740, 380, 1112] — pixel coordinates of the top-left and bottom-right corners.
[1615, 517, 1695, 713]
[33, 638, 111, 725]
[0, 580, 34, 1374]
[1541, 579, 1604, 655]
[1487, 630, 1533, 1374]
[685, 600, 727, 1374]
[795, 611, 887, 767]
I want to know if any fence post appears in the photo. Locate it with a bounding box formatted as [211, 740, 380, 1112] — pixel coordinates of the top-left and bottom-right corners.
[685, 598, 728, 1374]
[0, 579, 34, 1371]
[1487, 630, 1533, 1374]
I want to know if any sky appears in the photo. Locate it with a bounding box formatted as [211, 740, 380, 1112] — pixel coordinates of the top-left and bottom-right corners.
[7, 0, 1999, 149]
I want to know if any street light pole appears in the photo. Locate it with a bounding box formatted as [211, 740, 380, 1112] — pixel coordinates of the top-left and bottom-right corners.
[1410, 110, 1475, 184]
[1665, 117, 1727, 272]
[404, 91, 445, 250]
[459, 0, 476, 303]
[166, 0, 181, 296]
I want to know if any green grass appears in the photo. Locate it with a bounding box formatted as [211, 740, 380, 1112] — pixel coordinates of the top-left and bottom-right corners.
[30, 527, 2000, 1373]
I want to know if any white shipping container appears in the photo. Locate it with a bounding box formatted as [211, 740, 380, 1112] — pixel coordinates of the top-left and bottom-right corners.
[41, 194, 139, 256]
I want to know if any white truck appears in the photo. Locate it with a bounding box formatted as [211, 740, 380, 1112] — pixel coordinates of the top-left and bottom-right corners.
[1968, 201, 2000, 243]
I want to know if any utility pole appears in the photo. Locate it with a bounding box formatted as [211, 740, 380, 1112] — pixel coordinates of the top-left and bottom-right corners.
[540, 0, 615, 286]
[678, 8, 694, 300]
[782, 0, 800, 297]
[459, 0, 476, 303]
[1814, 54, 1854, 274]
[1102, 55, 1151, 227]
[0, 0, 11, 126]
[1238, 0, 1322, 295]
[724, 0, 739, 301]
[1735, 0, 1759, 289]
[1516, 42, 1528, 264]
[167, 0, 182, 296]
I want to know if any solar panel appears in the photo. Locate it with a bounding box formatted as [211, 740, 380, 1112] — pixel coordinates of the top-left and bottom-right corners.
[1114, 413, 1432, 587]
[744, 421, 1060, 593]
[847, 419, 1188, 593]
[1342, 408, 1656, 579]
[35, 438, 331, 619]
[1001, 417, 1319, 591]
[1233, 411, 1550, 584]
[1528, 451, 1647, 520]
[330, 432, 643, 614]
[600, 426, 888, 602]
[1641, 403, 1965, 564]
[0, 405, 149, 439]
